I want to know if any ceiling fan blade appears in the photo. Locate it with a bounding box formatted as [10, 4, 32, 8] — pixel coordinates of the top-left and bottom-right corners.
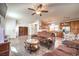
[41, 10, 48, 12]
[37, 4, 43, 9]
[28, 8, 35, 11]
[32, 13, 36, 15]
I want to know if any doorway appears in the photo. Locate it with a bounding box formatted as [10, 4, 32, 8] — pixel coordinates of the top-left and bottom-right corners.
[19, 27, 28, 36]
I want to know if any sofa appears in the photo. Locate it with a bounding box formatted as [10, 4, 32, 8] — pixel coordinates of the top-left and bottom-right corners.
[37, 31, 55, 49]
[43, 45, 77, 56]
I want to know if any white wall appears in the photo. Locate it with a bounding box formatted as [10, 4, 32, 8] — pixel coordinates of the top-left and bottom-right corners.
[5, 19, 17, 38]
[5, 17, 40, 38]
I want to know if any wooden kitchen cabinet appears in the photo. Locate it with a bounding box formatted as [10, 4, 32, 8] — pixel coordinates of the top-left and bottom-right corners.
[70, 20, 79, 34]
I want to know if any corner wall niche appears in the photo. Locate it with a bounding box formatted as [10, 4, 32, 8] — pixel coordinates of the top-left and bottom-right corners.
[0, 3, 7, 18]
[0, 13, 6, 29]
[0, 3, 7, 28]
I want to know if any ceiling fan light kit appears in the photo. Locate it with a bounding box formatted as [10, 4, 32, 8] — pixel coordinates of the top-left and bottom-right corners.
[28, 4, 48, 16]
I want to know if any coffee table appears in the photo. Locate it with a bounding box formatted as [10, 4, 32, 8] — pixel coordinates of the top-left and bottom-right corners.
[26, 39, 39, 54]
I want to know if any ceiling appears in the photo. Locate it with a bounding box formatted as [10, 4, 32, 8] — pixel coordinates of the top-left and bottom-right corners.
[6, 3, 79, 25]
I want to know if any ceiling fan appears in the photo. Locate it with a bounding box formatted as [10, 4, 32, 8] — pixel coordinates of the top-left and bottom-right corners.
[28, 4, 48, 16]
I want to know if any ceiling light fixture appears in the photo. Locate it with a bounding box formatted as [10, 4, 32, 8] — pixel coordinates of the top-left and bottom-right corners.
[36, 11, 41, 15]
[28, 4, 48, 16]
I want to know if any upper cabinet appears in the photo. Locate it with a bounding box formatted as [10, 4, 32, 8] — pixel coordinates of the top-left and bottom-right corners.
[70, 20, 79, 34]
[0, 3, 7, 18]
[60, 20, 79, 34]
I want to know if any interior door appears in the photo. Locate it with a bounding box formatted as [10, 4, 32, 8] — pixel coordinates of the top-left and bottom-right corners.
[19, 27, 28, 36]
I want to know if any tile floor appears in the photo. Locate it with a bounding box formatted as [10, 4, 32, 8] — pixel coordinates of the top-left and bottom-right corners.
[9, 36, 55, 56]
